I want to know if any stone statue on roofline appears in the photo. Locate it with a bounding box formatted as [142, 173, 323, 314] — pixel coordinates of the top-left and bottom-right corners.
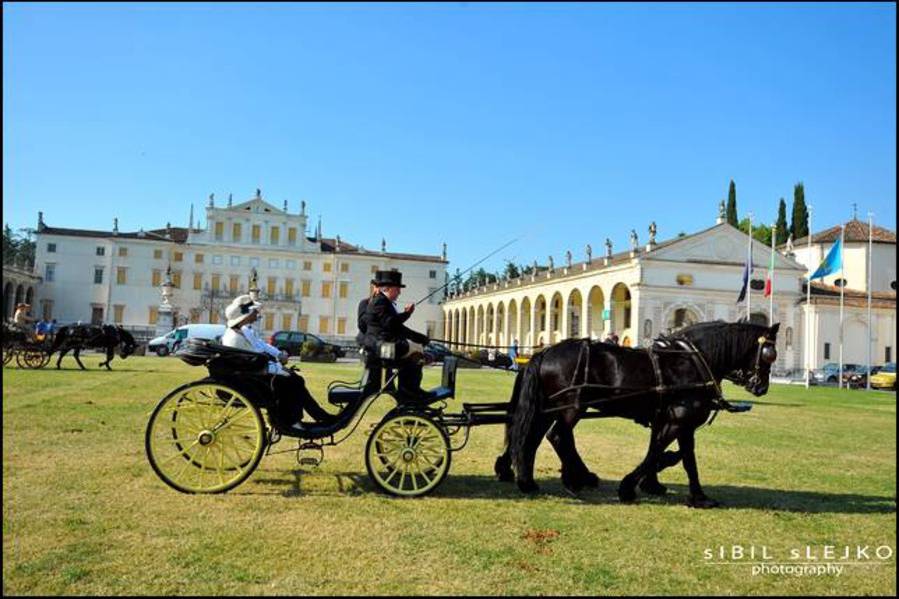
[585, 244, 592, 263]
[605, 238, 613, 259]
[629, 229, 638, 251]
[565, 250, 572, 268]
[649, 221, 657, 244]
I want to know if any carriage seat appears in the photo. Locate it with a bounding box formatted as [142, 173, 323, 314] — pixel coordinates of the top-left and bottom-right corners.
[177, 338, 272, 373]
[426, 356, 458, 401]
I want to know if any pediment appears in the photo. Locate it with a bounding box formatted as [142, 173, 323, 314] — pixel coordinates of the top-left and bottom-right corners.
[646, 224, 806, 271]
[228, 198, 285, 215]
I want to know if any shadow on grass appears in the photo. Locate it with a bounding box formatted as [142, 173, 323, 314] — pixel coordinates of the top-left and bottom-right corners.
[243, 470, 895, 514]
[17, 366, 161, 373]
[737, 399, 803, 407]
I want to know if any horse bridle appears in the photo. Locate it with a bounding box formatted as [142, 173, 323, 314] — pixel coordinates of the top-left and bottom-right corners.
[726, 335, 777, 389]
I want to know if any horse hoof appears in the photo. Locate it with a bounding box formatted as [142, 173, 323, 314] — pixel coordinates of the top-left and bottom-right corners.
[561, 474, 584, 494]
[582, 472, 600, 488]
[617, 485, 637, 503]
[517, 480, 540, 494]
[494, 457, 514, 483]
[686, 495, 720, 509]
[639, 478, 668, 496]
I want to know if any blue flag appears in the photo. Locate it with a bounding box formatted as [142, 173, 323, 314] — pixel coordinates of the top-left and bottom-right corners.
[736, 256, 752, 303]
[809, 236, 843, 280]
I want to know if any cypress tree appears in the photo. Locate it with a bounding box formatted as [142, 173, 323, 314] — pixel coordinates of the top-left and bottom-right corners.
[775, 198, 788, 243]
[791, 182, 809, 239]
[726, 180, 738, 226]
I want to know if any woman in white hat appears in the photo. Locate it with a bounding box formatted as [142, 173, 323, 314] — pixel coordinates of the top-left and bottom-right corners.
[222, 294, 336, 430]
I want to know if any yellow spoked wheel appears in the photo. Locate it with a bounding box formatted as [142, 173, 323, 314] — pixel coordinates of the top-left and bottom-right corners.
[145, 382, 267, 494]
[16, 350, 46, 369]
[365, 413, 451, 497]
[2, 348, 13, 366]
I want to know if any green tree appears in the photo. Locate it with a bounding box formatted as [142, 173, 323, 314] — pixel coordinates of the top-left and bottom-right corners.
[790, 182, 809, 240]
[738, 218, 773, 247]
[503, 261, 520, 280]
[726, 180, 738, 226]
[774, 198, 788, 244]
[3, 224, 17, 262]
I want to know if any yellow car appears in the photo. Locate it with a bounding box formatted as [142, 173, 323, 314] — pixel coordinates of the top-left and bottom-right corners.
[869, 363, 896, 390]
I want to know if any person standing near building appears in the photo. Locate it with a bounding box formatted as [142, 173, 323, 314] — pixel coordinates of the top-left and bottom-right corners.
[509, 338, 519, 371]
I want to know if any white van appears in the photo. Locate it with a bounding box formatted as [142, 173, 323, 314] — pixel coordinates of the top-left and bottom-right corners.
[148, 324, 227, 356]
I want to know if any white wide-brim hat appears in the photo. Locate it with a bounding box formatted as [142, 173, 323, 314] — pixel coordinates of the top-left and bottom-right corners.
[225, 294, 263, 328]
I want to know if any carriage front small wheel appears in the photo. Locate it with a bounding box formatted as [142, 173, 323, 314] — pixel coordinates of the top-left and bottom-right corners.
[145, 382, 268, 494]
[365, 413, 451, 497]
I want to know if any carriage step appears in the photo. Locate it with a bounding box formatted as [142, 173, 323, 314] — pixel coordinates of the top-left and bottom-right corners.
[296, 442, 324, 468]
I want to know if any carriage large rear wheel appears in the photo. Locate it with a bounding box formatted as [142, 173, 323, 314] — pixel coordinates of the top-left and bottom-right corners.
[16, 349, 47, 369]
[2, 347, 13, 366]
[365, 413, 451, 497]
[145, 382, 267, 494]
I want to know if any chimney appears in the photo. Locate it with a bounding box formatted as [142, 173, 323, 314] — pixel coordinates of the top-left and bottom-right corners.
[113, 218, 119, 235]
[381, 238, 387, 253]
[37, 211, 45, 232]
[189, 204, 194, 230]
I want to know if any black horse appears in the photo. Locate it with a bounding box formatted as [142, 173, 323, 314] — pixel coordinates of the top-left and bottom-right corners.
[49, 324, 138, 370]
[494, 320, 779, 508]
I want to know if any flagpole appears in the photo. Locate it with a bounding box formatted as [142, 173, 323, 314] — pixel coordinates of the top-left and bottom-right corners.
[805, 206, 813, 389]
[747, 212, 753, 320]
[838, 224, 845, 389]
[866, 212, 873, 391]
[769, 222, 776, 323]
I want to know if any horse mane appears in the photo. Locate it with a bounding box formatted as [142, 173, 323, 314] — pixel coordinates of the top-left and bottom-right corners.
[666, 320, 766, 369]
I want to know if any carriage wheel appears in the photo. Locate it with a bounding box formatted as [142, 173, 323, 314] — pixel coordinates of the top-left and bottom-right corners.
[19, 350, 48, 369]
[2, 348, 13, 366]
[365, 413, 451, 497]
[145, 382, 267, 494]
[15, 350, 41, 369]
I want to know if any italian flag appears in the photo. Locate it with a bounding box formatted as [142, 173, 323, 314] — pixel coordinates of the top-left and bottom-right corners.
[764, 241, 774, 297]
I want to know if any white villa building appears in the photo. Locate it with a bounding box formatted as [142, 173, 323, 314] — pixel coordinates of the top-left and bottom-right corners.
[30, 190, 448, 343]
[441, 210, 896, 372]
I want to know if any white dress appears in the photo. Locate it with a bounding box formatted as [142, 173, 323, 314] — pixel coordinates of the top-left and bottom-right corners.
[221, 325, 288, 376]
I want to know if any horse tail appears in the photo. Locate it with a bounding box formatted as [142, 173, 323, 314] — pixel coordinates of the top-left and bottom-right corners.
[509, 351, 546, 477]
[502, 368, 525, 445]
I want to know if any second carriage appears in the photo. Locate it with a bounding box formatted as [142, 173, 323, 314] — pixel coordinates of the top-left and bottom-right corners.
[145, 338, 510, 497]
[1, 323, 53, 369]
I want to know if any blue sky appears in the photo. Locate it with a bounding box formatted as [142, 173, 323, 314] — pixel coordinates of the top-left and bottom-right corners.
[4, 2, 896, 276]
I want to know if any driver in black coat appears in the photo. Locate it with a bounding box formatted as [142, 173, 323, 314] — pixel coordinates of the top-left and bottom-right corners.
[361, 270, 431, 401]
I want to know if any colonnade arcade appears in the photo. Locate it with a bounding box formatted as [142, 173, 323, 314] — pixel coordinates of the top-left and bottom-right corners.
[442, 281, 636, 352]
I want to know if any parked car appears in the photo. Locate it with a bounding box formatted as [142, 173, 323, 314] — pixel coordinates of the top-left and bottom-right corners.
[148, 324, 226, 357]
[869, 362, 897, 390]
[812, 362, 863, 385]
[268, 330, 346, 358]
[846, 365, 882, 389]
[423, 341, 452, 363]
[477, 348, 513, 369]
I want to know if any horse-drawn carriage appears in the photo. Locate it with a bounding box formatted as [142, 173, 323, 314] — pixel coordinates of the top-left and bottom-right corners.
[1, 322, 53, 369]
[145, 320, 779, 506]
[145, 338, 510, 497]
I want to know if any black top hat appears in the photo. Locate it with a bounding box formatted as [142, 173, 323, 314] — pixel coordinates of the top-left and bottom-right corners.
[371, 270, 405, 288]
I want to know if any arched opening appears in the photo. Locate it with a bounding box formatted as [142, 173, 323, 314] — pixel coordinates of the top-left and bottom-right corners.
[486, 304, 495, 345]
[3, 282, 13, 319]
[549, 292, 563, 343]
[507, 299, 518, 349]
[460, 308, 468, 346]
[610, 283, 631, 340]
[520, 297, 532, 350]
[15, 284, 25, 307]
[25, 287, 34, 306]
[468, 306, 476, 345]
[567, 289, 583, 339]
[477, 305, 486, 345]
[587, 286, 605, 339]
[668, 306, 701, 333]
[534, 295, 547, 346]
[496, 302, 505, 347]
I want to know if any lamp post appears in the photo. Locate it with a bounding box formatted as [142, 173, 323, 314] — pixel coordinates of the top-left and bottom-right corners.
[155, 264, 175, 338]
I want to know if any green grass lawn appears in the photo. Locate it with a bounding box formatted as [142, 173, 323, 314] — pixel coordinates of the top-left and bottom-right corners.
[3, 355, 896, 595]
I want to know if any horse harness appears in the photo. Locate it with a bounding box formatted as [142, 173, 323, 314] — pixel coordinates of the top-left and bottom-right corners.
[542, 336, 773, 420]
